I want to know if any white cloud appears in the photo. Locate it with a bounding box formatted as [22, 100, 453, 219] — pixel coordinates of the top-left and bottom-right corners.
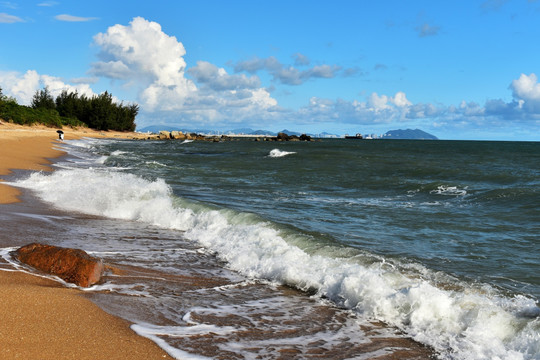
[40, 74, 96, 98]
[234, 56, 345, 85]
[55, 14, 98, 22]
[91, 17, 278, 120]
[368, 93, 391, 111]
[392, 91, 412, 107]
[511, 73, 540, 101]
[0, 70, 96, 105]
[90, 60, 131, 79]
[296, 91, 415, 126]
[475, 73, 540, 118]
[188, 61, 261, 91]
[92, 16, 196, 111]
[0, 12, 23, 23]
[508, 73, 540, 114]
[1, 70, 40, 104]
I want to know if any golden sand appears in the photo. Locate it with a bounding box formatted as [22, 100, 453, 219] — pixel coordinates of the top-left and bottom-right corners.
[0, 122, 174, 359]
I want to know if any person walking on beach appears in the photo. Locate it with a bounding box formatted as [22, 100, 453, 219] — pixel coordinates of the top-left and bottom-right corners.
[57, 130, 64, 141]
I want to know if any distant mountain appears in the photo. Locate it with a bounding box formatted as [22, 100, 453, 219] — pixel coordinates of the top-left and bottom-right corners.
[228, 128, 256, 134]
[228, 128, 276, 136]
[383, 129, 438, 140]
[318, 132, 340, 138]
[251, 129, 277, 136]
[137, 125, 179, 133]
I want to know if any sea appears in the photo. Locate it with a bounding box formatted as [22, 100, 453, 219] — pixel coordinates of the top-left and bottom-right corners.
[1, 137, 539, 359]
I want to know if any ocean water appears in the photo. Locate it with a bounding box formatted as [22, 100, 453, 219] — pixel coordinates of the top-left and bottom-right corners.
[2, 137, 539, 359]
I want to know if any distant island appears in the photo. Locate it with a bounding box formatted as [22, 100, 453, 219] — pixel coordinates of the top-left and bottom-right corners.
[382, 129, 438, 140]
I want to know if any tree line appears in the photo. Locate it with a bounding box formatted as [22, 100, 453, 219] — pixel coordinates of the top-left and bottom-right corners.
[0, 86, 138, 131]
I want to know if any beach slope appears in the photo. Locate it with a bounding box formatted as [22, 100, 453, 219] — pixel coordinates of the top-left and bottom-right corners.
[0, 123, 173, 360]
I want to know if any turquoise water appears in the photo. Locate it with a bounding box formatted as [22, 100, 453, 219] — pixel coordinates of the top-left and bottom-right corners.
[6, 138, 540, 359]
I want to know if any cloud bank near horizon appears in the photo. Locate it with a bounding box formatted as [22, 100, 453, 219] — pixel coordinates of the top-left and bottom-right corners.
[1, 16, 539, 137]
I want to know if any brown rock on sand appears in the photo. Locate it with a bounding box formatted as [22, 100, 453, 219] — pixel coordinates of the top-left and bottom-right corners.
[13, 243, 104, 287]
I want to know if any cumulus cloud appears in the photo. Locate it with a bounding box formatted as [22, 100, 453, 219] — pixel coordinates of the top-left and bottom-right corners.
[90, 17, 278, 121]
[296, 91, 416, 125]
[473, 73, 540, 119]
[91, 16, 196, 111]
[0, 70, 96, 105]
[0, 12, 23, 23]
[511, 73, 540, 101]
[0, 70, 40, 104]
[392, 91, 412, 107]
[55, 14, 98, 22]
[234, 56, 345, 85]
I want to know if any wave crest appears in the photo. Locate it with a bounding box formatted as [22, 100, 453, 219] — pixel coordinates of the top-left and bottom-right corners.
[268, 149, 296, 158]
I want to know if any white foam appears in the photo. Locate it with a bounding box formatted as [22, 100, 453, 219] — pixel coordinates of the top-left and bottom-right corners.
[268, 148, 296, 158]
[145, 160, 167, 167]
[132, 323, 212, 360]
[12, 168, 540, 359]
[430, 185, 468, 196]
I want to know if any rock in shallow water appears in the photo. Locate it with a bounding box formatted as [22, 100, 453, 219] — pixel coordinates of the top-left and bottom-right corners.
[13, 243, 104, 287]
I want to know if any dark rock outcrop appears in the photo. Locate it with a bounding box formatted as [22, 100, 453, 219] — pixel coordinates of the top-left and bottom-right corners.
[13, 243, 104, 287]
[276, 132, 290, 141]
[265, 132, 313, 142]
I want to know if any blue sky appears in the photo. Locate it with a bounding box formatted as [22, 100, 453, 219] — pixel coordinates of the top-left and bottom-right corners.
[1, 1, 539, 140]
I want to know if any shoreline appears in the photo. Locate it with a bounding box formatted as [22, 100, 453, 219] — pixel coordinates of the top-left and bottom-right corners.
[0, 122, 150, 204]
[0, 123, 174, 359]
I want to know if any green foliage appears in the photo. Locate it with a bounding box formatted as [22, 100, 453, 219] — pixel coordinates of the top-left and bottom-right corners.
[0, 87, 138, 131]
[31, 86, 56, 110]
[0, 101, 60, 127]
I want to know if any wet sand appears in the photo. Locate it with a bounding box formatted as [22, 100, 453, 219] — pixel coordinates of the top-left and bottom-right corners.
[0, 122, 173, 359]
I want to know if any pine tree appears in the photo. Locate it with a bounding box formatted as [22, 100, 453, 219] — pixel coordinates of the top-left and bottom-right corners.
[31, 86, 56, 110]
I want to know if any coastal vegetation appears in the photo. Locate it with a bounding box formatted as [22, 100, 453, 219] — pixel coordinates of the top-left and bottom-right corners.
[0, 86, 138, 131]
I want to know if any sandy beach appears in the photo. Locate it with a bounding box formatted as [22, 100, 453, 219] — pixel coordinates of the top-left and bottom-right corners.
[0, 122, 173, 359]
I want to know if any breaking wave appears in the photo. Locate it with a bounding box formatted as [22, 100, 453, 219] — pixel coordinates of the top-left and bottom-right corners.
[11, 167, 540, 360]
